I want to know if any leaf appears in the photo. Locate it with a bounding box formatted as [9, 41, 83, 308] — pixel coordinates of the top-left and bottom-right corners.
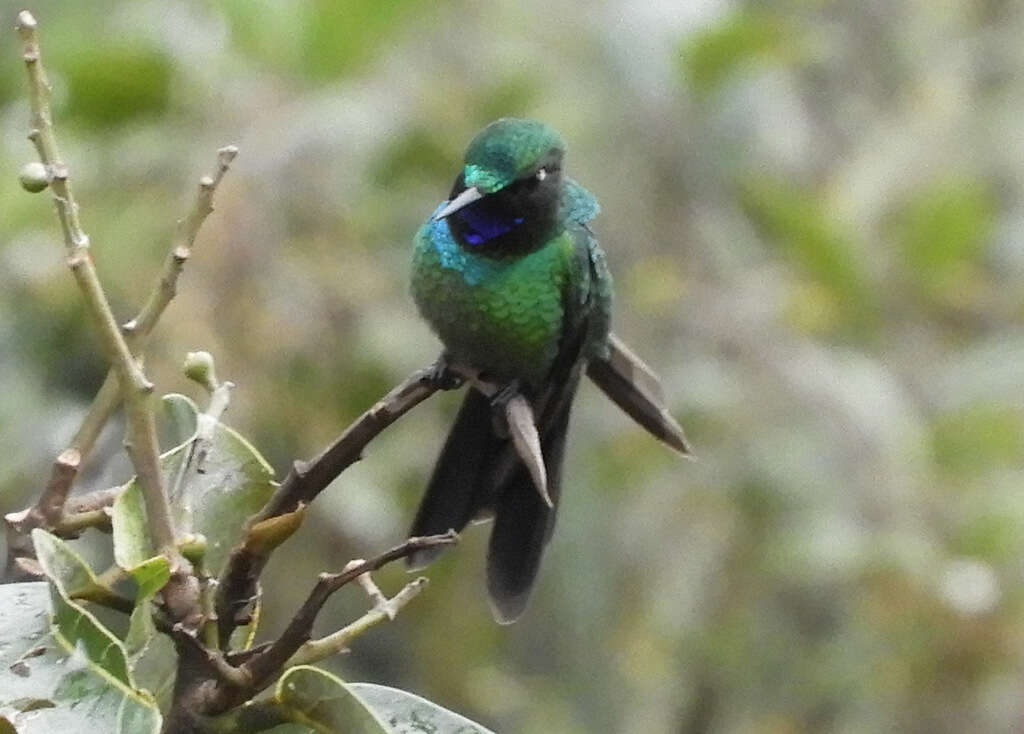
[111, 485, 171, 654]
[112, 394, 278, 580]
[164, 394, 279, 575]
[29, 528, 134, 618]
[33, 530, 133, 687]
[110, 490, 175, 697]
[123, 555, 170, 656]
[29, 529, 108, 601]
[160, 390, 200, 447]
[349, 682, 496, 734]
[112, 482, 157, 571]
[0, 583, 161, 734]
[209, 665, 389, 733]
[273, 667, 389, 733]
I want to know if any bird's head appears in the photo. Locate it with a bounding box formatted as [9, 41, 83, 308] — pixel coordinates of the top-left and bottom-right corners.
[435, 118, 566, 252]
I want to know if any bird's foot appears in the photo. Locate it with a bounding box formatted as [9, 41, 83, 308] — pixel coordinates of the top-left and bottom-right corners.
[423, 355, 464, 391]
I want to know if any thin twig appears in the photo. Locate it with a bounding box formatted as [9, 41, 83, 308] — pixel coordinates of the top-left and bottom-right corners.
[16, 11, 149, 392]
[239, 532, 457, 689]
[349, 560, 389, 610]
[15, 11, 192, 614]
[71, 585, 136, 615]
[125, 146, 238, 339]
[15, 147, 238, 540]
[286, 577, 429, 667]
[55, 508, 111, 535]
[214, 365, 445, 645]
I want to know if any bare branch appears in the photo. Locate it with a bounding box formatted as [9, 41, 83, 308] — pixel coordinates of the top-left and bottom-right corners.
[287, 577, 430, 667]
[214, 364, 446, 644]
[27, 147, 238, 532]
[125, 146, 238, 340]
[14, 11, 197, 619]
[66, 486, 123, 514]
[5, 149, 237, 575]
[170, 623, 252, 690]
[240, 532, 457, 689]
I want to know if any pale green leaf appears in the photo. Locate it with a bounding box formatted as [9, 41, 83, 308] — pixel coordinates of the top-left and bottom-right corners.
[209, 666, 389, 733]
[112, 482, 156, 571]
[349, 682, 496, 734]
[123, 555, 171, 657]
[113, 394, 278, 578]
[0, 583, 161, 734]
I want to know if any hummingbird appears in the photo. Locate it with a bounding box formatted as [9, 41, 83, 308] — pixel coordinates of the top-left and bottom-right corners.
[408, 118, 689, 622]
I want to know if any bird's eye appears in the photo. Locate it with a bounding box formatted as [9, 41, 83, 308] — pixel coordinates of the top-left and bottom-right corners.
[536, 168, 547, 182]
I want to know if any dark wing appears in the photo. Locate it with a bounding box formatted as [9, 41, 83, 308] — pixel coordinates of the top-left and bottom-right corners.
[586, 334, 691, 456]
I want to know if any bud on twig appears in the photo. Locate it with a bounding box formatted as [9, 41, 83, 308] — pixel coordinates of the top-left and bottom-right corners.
[184, 350, 219, 393]
[19, 161, 49, 192]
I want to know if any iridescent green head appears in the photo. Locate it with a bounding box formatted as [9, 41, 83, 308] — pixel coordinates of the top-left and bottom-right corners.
[435, 118, 567, 254]
[462, 118, 565, 194]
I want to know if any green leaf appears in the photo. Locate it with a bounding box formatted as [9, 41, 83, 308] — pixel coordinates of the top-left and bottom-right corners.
[161, 390, 201, 447]
[30, 528, 108, 600]
[112, 394, 278, 579]
[29, 528, 134, 619]
[110, 488, 175, 695]
[349, 682, 496, 734]
[123, 555, 171, 656]
[112, 482, 157, 570]
[209, 665, 389, 733]
[33, 530, 133, 687]
[0, 583, 161, 733]
[274, 666, 390, 733]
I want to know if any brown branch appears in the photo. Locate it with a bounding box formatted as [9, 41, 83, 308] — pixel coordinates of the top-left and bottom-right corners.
[239, 532, 457, 691]
[169, 623, 252, 690]
[214, 364, 444, 645]
[125, 146, 238, 340]
[66, 486, 123, 514]
[13, 11, 202, 626]
[4, 149, 237, 578]
[19, 147, 238, 534]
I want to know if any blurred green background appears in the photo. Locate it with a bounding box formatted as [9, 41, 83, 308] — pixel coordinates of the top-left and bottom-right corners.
[3, 1, 1024, 731]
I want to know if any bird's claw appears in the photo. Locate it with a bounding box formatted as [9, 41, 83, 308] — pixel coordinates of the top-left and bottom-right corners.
[423, 357, 464, 391]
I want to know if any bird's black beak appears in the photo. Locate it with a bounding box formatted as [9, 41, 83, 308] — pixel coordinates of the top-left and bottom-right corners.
[434, 186, 484, 220]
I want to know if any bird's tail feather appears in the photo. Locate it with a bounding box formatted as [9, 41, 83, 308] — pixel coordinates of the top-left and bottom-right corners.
[407, 388, 500, 569]
[485, 383, 574, 623]
[409, 363, 582, 623]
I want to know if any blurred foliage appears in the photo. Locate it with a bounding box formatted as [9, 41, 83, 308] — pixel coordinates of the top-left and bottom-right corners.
[681, 8, 792, 97]
[739, 173, 876, 338]
[4, 0, 1024, 732]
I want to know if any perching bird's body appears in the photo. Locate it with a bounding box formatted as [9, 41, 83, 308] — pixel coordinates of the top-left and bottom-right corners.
[408, 118, 612, 622]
